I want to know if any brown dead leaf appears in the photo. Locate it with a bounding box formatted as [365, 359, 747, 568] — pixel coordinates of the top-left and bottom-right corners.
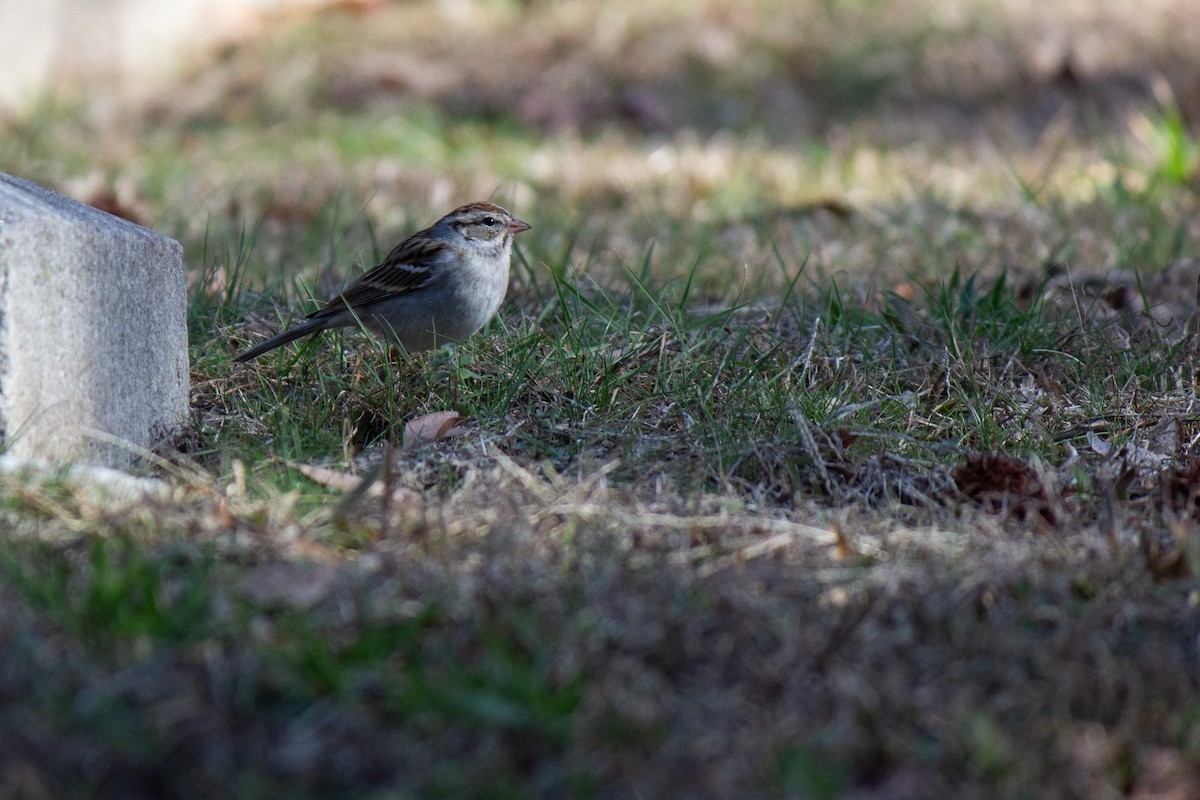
[1142, 522, 1190, 581]
[402, 411, 470, 451]
[188, 265, 228, 295]
[296, 463, 364, 492]
[1163, 457, 1200, 517]
[85, 188, 145, 225]
[294, 461, 418, 507]
[953, 452, 1063, 527]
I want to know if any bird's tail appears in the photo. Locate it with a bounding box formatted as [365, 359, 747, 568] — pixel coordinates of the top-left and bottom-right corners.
[234, 317, 330, 362]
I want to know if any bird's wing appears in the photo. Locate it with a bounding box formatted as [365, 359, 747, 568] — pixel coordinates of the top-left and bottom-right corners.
[309, 234, 442, 319]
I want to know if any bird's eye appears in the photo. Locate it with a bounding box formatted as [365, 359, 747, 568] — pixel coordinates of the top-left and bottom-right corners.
[482, 216, 498, 226]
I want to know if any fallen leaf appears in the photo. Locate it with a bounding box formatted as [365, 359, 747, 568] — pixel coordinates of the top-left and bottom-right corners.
[403, 411, 470, 450]
[953, 452, 1063, 526]
[294, 461, 418, 505]
[296, 463, 364, 492]
[1087, 430, 1111, 455]
[188, 264, 228, 295]
[1164, 457, 1200, 516]
[85, 188, 145, 225]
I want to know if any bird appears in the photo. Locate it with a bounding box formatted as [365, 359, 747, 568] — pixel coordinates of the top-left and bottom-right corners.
[235, 201, 531, 362]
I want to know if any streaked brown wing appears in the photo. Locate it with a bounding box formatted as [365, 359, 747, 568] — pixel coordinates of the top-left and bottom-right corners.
[310, 232, 442, 318]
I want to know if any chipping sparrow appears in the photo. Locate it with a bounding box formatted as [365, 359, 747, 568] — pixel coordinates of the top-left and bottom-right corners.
[235, 201, 531, 362]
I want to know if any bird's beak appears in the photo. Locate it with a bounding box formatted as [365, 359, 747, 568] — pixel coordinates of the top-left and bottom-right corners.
[508, 218, 532, 234]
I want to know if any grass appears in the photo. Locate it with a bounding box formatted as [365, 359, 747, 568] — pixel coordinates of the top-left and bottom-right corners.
[3, 0, 1200, 797]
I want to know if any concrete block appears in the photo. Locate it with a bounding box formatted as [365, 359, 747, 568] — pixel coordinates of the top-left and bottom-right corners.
[0, 172, 188, 466]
